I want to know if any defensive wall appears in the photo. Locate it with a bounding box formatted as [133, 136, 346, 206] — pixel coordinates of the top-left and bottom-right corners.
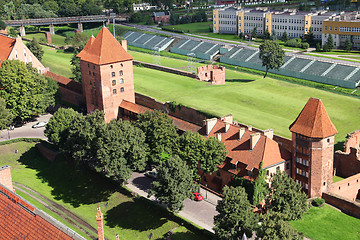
[323, 190, 360, 219]
[133, 61, 196, 78]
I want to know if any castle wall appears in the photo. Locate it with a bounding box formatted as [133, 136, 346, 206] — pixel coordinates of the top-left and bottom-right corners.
[329, 173, 360, 201]
[344, 130, 360, 154]
[334, 148, 360, 178]
[197, 65, 225, 85]
[323, 191, 360, 219]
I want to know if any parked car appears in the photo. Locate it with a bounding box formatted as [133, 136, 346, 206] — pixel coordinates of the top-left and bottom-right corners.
[191, 192, 204, 201]
[32, 121, 47, 128]
[145, 170, 157, 179]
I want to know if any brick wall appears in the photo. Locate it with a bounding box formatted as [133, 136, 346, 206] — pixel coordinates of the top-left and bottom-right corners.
[334, 148, 360, 178]
[197, 65, 225, 85]
[322, 192, 360, 219]
[329, 172, 360, 201]
[0, 166, 14, 192]
[133, 61, 196, 79]
[344, 130, 360, 154]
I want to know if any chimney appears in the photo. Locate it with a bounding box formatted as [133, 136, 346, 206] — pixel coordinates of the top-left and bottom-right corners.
[204, 118, 218, 135]
[250, 133, 261, 150]
[216, 133, 222, 142]
[263, 129, 274, 140]
[239, 127, 246, 140]
[0, 165, 14, 192]
[223, 114, 233, 124]
[225, 123, 231, 133]
[120, 39, 128, 52]
[96, 207, 105, 240]
[248, 125, 252, 131]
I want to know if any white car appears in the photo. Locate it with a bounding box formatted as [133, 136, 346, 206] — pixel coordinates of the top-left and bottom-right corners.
[32, 121, 47, 128]
[145, 170, 158, 179]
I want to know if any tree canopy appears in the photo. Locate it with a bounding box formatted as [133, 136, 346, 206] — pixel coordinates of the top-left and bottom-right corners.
[214, 186, 258, 239]
[26, 38, 44, 61]
[0, 60, 58, 120]
[259, 40, 285, 78]
[344, 37, 352, 52]
[200, 136, 227, 175]
[0, 97, 13, 130]
[281, 31, 289, 42]
[149, 155, 195, 212]
[266, 171, 308, 221]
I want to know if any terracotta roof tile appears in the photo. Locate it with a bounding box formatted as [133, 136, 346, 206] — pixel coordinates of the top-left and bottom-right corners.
[77, 27, 133, 65]
[0, 184, 80, 240]
[76, 35, 95, 59]
[0, 35, 15, 67]
[289, 98, 337, 138]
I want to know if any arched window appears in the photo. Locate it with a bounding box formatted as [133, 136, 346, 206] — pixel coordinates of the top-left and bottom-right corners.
[120, 87, 124, 92]
[119, 78, 124, 84]
[119, 70, 123, 76]
[112, 80, 116, 86]
[113, 89, 117, 94]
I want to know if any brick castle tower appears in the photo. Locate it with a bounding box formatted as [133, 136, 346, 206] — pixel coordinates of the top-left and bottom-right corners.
[77, 27, 135, 123]
[289, 98, 337, 198]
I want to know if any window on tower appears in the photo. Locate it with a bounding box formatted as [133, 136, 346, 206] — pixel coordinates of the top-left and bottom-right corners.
[113, 89, 117, 94]
[110, 65, 113, 69]
[120, 78, 124, 84]
[120, 63, 123, 67]
[112, 80, 116, 86]
[119, 70, 123, 76]
[112, 72, 115, 77]
[120, 87, 124, 92]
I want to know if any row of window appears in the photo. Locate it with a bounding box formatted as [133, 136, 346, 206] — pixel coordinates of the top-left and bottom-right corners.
[273, 25, 305, 31]
[113, 88, 125, 94]
[218, 14, 236, 19]
[112, 70, 123, 77]
[296, 157, 309, 167]
[112, 79, 124, 86]
[244, 16, 264, 21]
[219, 27, 236, 32]
[273, 18, 304, 24]
[218, 20, 236, 25]
[311, 20, 322, 25]
[296, 179, 308, 189]
[244, 22, 263, 27]
[110, 63, 123, 69]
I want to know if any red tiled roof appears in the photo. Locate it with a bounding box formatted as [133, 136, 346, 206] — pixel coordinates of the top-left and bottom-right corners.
[120, 100, 202, 132]
[0, 35, 15, 67]
[77, 27, 133, 65]
[46, 71, 83, 94]
[206, 120, 289, 173]
[0, 184, 78, 240]
[289, 98, 337, 138]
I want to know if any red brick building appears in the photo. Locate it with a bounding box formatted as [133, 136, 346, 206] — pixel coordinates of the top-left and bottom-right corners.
[77, 28, 135, 123]
[153, 12, 171, 23]
[289, 98, 337, 198]
[197, 65, 225, 85]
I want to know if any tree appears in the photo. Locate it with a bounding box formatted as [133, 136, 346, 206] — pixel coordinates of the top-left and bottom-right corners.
[324, 34, 334, 52]
[57, 0, 80, 17]
[71, 47, 83, 82]
[136, 110, 178, 166]
[0, 60, 58, 120]
[315, 42, 321, 52]
[263, 29, 271, 40]
[251, 27, 257, 39]
[0, 19, 6, 30]
[149, 155, 195, 212]
[344, 37, 352, 52]
[42, 0, 59, 14]
[257, 211, 304, 240]
[305, 27, 314, 45]
[238, 32, 244, 40]
[45, 108, 83, 148]
[271, 30, 277, 41]
[252, 162, 268, 205]
[259, 40, 285, 78]
[81, 0, 102, 16]
[26, 38, 44, 61]
[266, 171, 308, 221]
[65, 33, 88, 48]
[200, 136, 227, 176]
[281, 31, 288, 42]
[176, 131, 206, 179]
[0, 97, 13, 130]
[214, 186, 258, 239]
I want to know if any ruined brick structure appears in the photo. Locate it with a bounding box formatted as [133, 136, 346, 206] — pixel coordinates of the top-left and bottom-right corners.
[77, 27, 135, 123]
[290, 98, 337, 198]
[197, 65, 225, 85]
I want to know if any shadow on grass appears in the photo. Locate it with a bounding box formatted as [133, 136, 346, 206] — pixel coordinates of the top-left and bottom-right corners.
[18, 146, 122, 207]
[105, 198, 167, 231]
[131, 176, 152, 193]
[226, 79, 254, 83]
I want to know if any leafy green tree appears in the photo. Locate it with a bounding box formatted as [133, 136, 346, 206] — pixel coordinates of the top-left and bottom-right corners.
[0, 19, 6, 30]
[65, 33, 88, 48]
[257, 211, 304, 240]
[42, 0, 59, 14]
[251, 27, 257, 39]
[238, 32, 244, 40]
[176, 131, 206, 179]
[266, 171, 308, 221]
[0, 60, 58, 120]
[57, 0, 80, 17]
[305, 27, 314, 44]
[263, 29, 271, 40]
[200, 136, 227, 176]
[16, 4, 57, 19]
[0, 97, 13, 130]
[45, 108, 83, 148]
[259, 40, 285, 78]
[3, 1, 16, 20]
[81, 0, 102, 15]
[71, 45, 84, 82]
[324, 34, 334, 52]
[315, 42, 321, 52]
[344, 37, 352, 52]
[149, 155, 195, 212]
[136, 110, 178, 166]
[252, 162, 268, 205]
[214, 186, 258, 239]
[281, 31, 288, 42]
[26, 38, 44, 61]
[271, 30, 277, 41]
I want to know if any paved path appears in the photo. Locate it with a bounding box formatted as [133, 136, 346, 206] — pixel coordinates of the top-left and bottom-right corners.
[0, 114, 52, 142]
[126, 172, 220, 233]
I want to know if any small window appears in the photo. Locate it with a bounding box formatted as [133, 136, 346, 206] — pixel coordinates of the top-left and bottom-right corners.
[110, 65, 113, 69]
[113, 89, 117, 94]
[88, 63, 90, 67]
[93, 72, 95, 76]
[90, 81, 92, 85]
[119, 78, 124, 84]
[266, 170, 269, 176]
[327, 138, 330, 143]
[120, 87, 124, 92]
[119, 70, 123, 76]
[89, 71, 91, 75]
[323, 182, 326, 186]
[93, 65, 95, 69]
[120, 63, 123, 67]
[286, 163, 290, 170]
[112, 80, 116, 86]
[112, 72, 115, 77]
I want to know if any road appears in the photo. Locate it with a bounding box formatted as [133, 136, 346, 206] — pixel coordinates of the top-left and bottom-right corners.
[0, 114, 52, 142]
[126, 172, 221, 233]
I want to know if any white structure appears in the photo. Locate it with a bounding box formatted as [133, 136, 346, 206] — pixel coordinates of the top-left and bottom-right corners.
[133, 3, 157, 11]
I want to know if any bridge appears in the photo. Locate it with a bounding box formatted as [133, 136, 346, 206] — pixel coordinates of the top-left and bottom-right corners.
[4, 15, 128, 36]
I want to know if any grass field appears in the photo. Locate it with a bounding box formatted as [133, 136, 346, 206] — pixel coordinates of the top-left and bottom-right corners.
[0, 142, 210, 240]
[24, 32, 68, 47]
[333, 176, 345, 183]
[130, 51, 360, 145]
[42, 46, 73, 78]
[291, 205, 360, 240]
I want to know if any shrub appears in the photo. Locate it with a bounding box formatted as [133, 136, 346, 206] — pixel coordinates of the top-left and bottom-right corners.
[301, 42, 309, 49]
[312, 198, 325, 207]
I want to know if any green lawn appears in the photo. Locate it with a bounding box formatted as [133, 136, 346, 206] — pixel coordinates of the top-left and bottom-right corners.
[131, 51, 360, 145]
[163, 22, 212, 34]
[24, 32, 68, 47]
[333, 176, 345, 183]
[42, 46, 73, 78]
[291, 205, 360, 240]
[0, 142, 209, 240]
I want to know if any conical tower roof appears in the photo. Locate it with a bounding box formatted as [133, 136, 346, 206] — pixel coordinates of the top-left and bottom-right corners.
[289, 98, 337, 138]
[77, 27, 133, 65]
[76, 35, 95, 59]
